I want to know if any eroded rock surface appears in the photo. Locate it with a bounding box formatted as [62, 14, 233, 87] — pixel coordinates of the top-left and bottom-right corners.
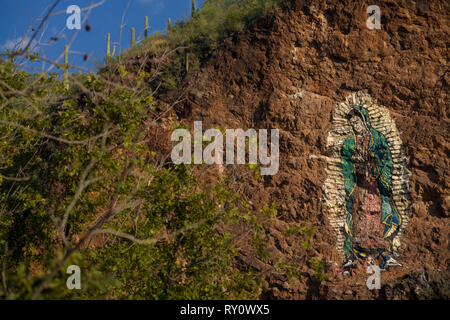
[164, 0, 448, 299]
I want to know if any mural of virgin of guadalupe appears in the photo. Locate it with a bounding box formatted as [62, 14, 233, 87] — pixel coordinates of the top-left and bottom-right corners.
[341, 105, 402, 270]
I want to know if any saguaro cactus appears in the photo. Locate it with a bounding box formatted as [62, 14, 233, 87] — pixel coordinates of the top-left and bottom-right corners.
[167, 18, 171, 30]
[191, 0, 196, 17]
[144, 16, 149, 38]
[63, 45, 69, 90]
[130, 27, 135, 47]
[106, 33, 111, 58]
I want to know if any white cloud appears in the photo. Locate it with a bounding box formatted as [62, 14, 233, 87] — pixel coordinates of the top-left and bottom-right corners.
[137, 0, 164, 13]
[2, 36, 39, 52]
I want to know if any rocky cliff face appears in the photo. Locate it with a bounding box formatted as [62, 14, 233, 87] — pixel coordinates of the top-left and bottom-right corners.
[163, 0, 449, 299]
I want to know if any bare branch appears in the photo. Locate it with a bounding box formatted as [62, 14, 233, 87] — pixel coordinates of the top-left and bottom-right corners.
[20, 0, 62, 55]
[0, 120, 115, 145]
[91, 219, 208, 245]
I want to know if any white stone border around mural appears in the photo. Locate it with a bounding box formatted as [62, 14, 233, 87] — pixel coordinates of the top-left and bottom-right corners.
[323, 91, 411, 259]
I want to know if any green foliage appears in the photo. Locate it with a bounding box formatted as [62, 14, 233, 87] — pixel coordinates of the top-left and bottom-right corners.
[91, 168, 260, 299]
[261, 202, 278, 220]
[107, 182, 263, 297]
[0, 0, 322, 299]
[284, 224, 315, 251]
[308, 257, 330, 283]
[284, 223, 328, 282]
[0, 57, 262, 299]
[175, 0, 284, 57]
[285, 223, 326, 284]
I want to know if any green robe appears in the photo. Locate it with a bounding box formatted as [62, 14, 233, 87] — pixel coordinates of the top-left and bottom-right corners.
[342, 105, 401, 258]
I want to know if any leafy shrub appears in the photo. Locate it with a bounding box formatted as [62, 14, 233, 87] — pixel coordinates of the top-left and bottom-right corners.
[0, 57, 262, 299]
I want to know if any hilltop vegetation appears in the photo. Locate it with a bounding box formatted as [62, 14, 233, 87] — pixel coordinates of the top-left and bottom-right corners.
[114, 0, 287, 91]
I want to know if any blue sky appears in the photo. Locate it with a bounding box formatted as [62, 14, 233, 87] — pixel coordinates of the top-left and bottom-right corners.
[0, 0, 204, 73]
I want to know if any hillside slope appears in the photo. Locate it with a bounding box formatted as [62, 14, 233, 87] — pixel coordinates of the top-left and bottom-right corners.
[159, 0, 449, 299]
